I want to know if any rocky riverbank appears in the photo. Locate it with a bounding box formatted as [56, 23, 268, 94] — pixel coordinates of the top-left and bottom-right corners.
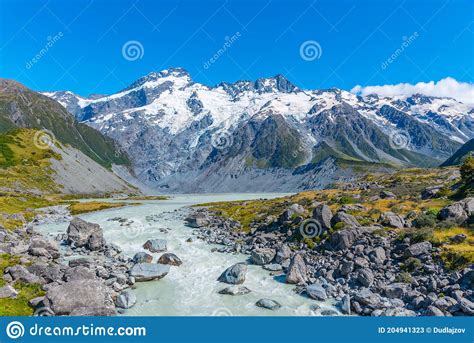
[185, 195, 474, 316]
[0, 206, 182, 316]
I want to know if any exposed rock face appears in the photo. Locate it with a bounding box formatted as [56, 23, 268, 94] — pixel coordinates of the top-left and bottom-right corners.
[143, 239, 167, 253]
[217, 263, 247, 284]
[251, 248, 276, 265]
[46, 279, 115, 316]
[130, 263, 170, 282]
[286, 254, 308, 284]
[157, 253, 182, 266]
[66, 218, 104, 251]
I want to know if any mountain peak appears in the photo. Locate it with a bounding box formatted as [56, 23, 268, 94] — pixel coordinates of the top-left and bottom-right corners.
[124, 67, 192, 92]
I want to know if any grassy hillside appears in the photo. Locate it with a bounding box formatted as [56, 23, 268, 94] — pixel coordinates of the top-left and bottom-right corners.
[0, 79, 129, 169]
[441, 139, 474, 167]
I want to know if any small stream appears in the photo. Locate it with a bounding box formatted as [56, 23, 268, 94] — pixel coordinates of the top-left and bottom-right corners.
[35, 193, 338, 316]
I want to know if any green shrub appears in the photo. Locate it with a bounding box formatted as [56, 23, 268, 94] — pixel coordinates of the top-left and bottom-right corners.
[395, 272, 413, 284]
[413, 213, 436, 229]
[401, 257, 422, 272]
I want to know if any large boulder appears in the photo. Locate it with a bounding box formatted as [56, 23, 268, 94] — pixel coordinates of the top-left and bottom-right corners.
[157, 253, 182, 266]
[143, 239, 167, 253]
[357, 268, 374, 287]
[6, 265, 42, 284]
[383, 283, 409, 299]
[184, 212, 209, 228]
[369, 247, 386, 265]
[331, 212, 360, 228]
[27, 263, 64, 283]
[217, 263, 247, 285]
[329, 229, 356, 251]
[404, 241, 432, 258]
[0, 285, 18, 299]
[274, 244, 291, 263]
[130, 263, 170, 282]
[439, 201, 469, 223]
[380, 212, 405, 229]
[67, 218, 105, 251]
[286, 254, 308, 284]
[312, 204, 333, 230]
[132, 252, 153, 264]
[46, 279, 115, 316]
[64, 266, 96, 281]
[251, 248, 276, 265]
[306, 283, 327, 300]
[28, 237, 60, 259]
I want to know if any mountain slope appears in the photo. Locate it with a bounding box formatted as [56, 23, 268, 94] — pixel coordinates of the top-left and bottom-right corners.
[0, 79, 129, 169]
[43, 68, 473, 192]
[441, 138, 474, 166]
[0, 128, 136, 194]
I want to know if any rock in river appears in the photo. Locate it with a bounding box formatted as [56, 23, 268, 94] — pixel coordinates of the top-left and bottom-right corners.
[217, 263, 247, 284]
[116, 290, 137, 309]
[158, 253, 182, 266]
[218, 286, 251, 296]
[143, 239, 167, 253]
[256, 298, 281, 310]
[130, 263, 170, 282]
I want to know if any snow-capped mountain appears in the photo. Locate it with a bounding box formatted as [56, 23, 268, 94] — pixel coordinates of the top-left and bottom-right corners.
[44, 68, 474, 192]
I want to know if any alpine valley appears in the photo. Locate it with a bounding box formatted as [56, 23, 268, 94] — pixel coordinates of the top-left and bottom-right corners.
[43, 68, 474, 193]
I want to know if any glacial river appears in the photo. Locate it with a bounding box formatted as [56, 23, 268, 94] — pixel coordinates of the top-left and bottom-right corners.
[35, 194, 338, 316]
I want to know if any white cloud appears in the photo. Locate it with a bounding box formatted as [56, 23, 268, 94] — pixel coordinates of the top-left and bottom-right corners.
[351, 77, 474, 104]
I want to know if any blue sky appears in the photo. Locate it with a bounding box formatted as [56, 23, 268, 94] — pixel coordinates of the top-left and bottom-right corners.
[0, 0, 473, 97]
